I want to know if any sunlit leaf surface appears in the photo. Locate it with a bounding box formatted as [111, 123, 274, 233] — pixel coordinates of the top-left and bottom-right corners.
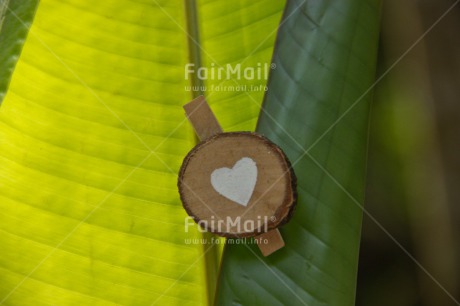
[0, 0, 284, 304]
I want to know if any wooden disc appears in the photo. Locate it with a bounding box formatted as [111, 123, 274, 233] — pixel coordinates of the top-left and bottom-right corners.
[178, 132, 296, 238]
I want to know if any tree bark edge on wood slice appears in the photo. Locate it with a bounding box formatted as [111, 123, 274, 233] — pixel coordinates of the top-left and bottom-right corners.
[178, 132, 297, 238]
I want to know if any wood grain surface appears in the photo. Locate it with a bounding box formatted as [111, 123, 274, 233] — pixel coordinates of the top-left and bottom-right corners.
[178, 132, 296, 238]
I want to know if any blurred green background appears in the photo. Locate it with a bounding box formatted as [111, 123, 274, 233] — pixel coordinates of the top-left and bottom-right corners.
[357, 0, 460, 305]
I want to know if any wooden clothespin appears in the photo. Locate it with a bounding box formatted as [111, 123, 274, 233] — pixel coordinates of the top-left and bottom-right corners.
[178, 96, 297, 256]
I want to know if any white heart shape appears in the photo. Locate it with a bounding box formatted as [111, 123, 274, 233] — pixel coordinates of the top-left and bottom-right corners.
[210, 157, 257, 206]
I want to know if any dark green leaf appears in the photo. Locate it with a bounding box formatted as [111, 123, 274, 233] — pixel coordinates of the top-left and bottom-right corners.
[215, 0, 381, 305]
[0, 0, 39, 104]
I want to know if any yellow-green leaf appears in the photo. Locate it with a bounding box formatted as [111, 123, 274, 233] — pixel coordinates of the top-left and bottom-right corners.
[0, 0, 284, 305]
